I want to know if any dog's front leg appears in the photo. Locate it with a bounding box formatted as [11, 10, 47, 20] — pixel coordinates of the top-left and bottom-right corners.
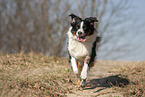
[80, 56, 91, 87]
[70, 57, 81, 85]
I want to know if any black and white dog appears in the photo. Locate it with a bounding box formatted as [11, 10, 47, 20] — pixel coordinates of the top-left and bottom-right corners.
[67, 14, 101, 87]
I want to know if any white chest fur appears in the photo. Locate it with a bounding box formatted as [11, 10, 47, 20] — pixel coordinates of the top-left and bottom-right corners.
[68, 39, 92, 59]
[67, 27, 97, 60]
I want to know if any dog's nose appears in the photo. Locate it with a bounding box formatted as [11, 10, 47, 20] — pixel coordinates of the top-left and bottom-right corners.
[78, 31, 82, 35]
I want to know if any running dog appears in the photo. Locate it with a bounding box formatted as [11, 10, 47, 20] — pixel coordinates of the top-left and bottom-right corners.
[67, 14, 101, 87]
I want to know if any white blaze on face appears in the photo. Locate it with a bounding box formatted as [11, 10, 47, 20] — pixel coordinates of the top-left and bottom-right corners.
[76, 21, 87, 42]
[76, 21, 85, 36]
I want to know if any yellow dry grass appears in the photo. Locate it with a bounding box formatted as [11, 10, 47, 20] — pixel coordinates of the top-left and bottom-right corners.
[0, 52, 144, 97]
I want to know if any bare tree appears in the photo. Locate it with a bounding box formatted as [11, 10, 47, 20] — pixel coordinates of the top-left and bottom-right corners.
[0, 0, 50, 54]
[0, 0, 134, 60]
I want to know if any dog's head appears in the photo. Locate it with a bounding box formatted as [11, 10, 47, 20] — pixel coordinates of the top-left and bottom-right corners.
[69, 14, 98, 42]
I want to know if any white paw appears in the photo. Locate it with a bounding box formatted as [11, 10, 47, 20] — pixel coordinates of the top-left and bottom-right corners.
[75, 79, 86, 88]
[81, 72, 87, 79]
[74, 69, 79, 75]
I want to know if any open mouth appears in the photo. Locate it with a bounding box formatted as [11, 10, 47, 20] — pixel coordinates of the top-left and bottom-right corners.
[77, 36, 86, 42]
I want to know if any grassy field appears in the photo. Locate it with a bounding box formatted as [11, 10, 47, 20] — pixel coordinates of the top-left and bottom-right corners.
[0, 52, 145, 97]
[111, 61, 145, 97]
[0, 52, 75, 97]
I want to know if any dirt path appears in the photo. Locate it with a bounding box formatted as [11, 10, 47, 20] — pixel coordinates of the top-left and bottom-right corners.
[67, 61, 129, 97]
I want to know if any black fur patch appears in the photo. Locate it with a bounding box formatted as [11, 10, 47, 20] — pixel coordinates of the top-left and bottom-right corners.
[83, 20, 95, 36]
[89, 35, 101, 66]
[71, 21, 81, 36]
[69, 14, 82, 35]
[83, 17, 98, 36]
[67, 41, 71, 63]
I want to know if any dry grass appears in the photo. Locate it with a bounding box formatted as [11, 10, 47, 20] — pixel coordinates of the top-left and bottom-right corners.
[111, 61, 145, 97]
[0, 52, 75, 97]
[0, 52, 145, 97]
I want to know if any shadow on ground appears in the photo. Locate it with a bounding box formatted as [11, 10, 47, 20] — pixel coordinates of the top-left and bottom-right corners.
[84, 75, 129, 93]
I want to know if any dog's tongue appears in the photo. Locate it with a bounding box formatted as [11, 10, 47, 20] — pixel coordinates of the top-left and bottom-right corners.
[80, 38, 86, 42]
[78, 37, 86, 42]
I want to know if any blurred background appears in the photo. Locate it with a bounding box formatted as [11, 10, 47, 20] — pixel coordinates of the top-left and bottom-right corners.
[0, 0, 145, 61]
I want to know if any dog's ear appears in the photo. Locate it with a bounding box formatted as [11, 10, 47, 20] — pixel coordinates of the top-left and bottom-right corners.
[85, 17, 98, 23]
[69, 14, 82, 25]
[90, 17, 98, 23]
[85, 17, 98, 28]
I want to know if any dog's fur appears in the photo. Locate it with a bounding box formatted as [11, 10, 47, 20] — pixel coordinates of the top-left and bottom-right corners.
[67, 14, 101, 87]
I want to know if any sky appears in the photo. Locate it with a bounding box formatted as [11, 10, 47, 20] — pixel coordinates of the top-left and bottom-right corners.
[98, 0, 145, 61]
[133, 0, 145, 15]
[130, 0, 145, 61]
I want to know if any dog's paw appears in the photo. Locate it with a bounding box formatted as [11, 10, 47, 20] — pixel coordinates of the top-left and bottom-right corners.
[75, 79, 86, 88]
[76, 79, 81, 86]
[80, 79, 86, 88]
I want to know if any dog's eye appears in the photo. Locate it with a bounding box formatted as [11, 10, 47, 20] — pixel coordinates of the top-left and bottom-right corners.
[83, 26, 86, 29]
[76, 26, 80, 29]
